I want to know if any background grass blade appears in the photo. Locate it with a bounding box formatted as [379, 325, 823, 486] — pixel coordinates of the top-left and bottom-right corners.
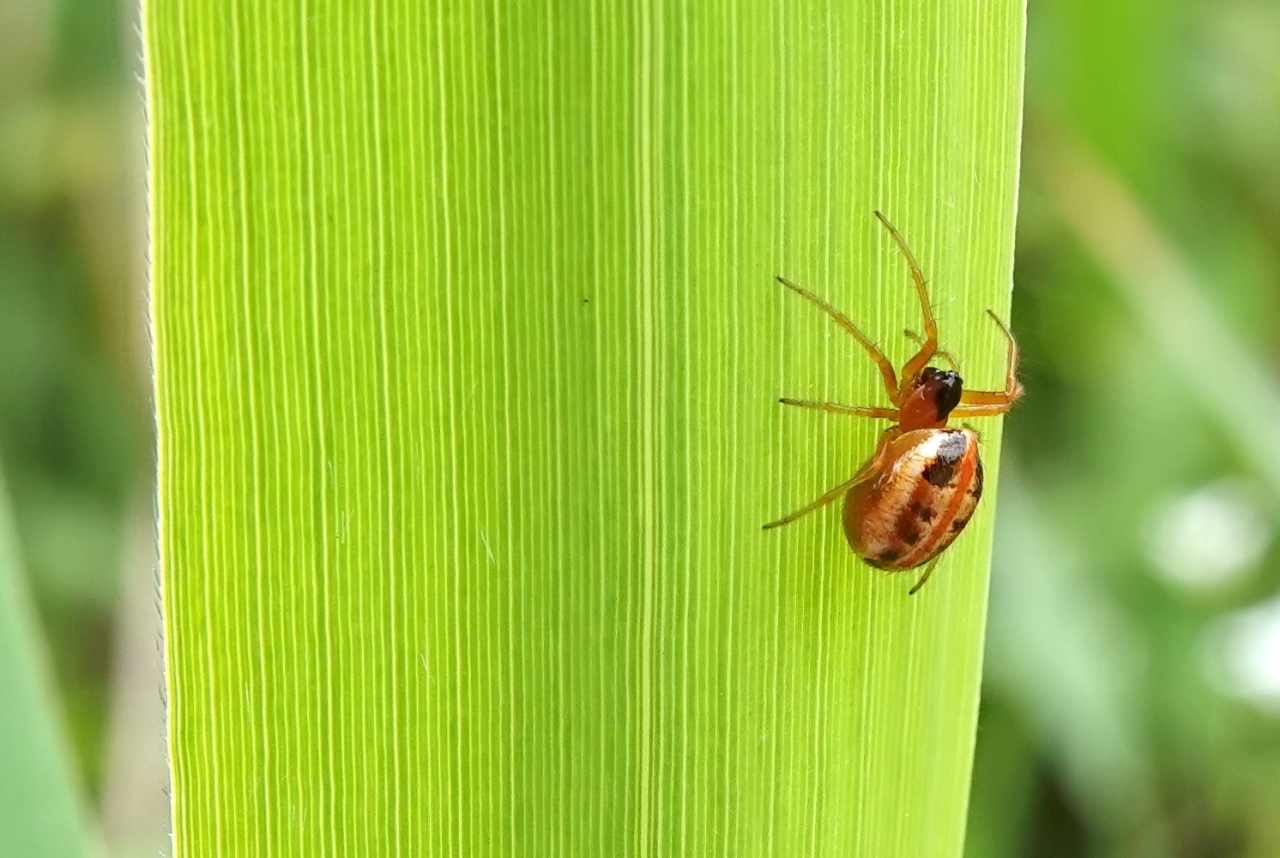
[148, 1, 1024, 854]
[0, 465, 99, 858]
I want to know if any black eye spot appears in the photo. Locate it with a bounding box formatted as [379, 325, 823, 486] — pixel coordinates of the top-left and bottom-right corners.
[932, 371, 963, 420]
[950, 515, 972, 533]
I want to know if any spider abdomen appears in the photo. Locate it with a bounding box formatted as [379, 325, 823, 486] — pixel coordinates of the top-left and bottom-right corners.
[843, 428, 984, 571]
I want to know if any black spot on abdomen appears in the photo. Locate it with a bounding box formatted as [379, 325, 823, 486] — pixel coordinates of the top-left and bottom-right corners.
[896, 518, 922, 545]
[923, 431, 968, 487]
[922, 460, 954, 487]
[865, 548, 901, 569]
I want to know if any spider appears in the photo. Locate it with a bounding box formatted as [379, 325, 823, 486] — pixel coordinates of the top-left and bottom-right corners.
[765, 211, 1022, 594]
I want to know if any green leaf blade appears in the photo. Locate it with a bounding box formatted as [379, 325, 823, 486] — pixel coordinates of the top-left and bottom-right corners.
[149, 1, 1025, 854]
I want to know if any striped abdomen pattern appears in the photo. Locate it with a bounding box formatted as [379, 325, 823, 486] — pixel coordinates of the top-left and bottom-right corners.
[843, 428, 984, 571]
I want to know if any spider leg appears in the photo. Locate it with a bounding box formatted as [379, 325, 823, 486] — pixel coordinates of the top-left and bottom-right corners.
[949, 402, 1014, 417]
[777, 275, 901, 405]
[874, 211, 938, 385]
[957, 309, 1023, 407]
[765, 429, 898, 530]
[778, 399, 899, 420]
[763, 468, 876, 530]
[908, 556, 942, 595]
[903, 329, 961, 374]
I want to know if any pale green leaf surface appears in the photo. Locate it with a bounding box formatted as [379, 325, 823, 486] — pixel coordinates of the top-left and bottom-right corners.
[149, 1, 1024, 855]
[0, 466, 98, 858]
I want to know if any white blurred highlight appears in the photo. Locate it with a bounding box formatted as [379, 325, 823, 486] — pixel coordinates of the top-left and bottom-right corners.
[1143, 480, 1272, 590]
[1207, 597, 1280, 710]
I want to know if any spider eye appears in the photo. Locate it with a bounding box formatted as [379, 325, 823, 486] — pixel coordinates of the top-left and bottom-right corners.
[931, 370, 963, 419]
[920, 366, 940, 381]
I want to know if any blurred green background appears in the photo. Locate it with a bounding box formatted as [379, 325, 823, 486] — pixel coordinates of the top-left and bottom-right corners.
[5, 0, 1280, 855]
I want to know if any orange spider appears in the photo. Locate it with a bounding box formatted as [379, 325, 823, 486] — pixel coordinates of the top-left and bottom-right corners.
[765, 211, 1022, 594]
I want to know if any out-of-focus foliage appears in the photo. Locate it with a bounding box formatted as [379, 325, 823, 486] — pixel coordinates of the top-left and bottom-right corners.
[0, 0, 148, 848]
[0, 465, 97, 856]
[968, 0, 1280, 856]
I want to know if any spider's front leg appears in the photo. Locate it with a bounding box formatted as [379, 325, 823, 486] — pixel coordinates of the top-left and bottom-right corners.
[953, 309, 1022, 415]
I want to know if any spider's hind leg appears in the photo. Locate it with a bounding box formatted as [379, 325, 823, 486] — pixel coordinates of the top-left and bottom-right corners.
[908, 556, 942, 595]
